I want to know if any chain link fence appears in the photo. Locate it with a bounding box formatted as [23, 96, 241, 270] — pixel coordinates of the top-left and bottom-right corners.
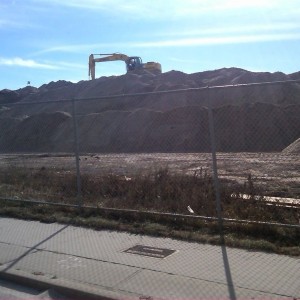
[0, 81, 299, 225]
[0, 79, 300, 299]
[0, 100, 80, 206]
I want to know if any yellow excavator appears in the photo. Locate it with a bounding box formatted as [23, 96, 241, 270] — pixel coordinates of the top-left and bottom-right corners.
[88, 53, 161, 80]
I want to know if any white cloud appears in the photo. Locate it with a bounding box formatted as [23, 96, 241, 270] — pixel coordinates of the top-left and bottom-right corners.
[31, 0, 299, 19]
[52, 61, 87, 69]
[0, 57, 59, 69]
[0, 57, 86, 70]
[156, 22, 300, 38]
[33, 44, 96, 55]
[133, 33, 300, 48]
[36, 31, 300, 55]
[0, 19, 29, 29]
[27, 0, 300, 56]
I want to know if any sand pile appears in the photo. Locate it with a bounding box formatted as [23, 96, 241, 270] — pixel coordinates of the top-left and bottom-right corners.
[0, 68, 299, 153]
[282, 138, 300, 154]
[0, 112, 71, 152]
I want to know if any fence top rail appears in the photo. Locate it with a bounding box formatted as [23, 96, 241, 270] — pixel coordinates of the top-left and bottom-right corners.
[1, 197, 300, 229]
[3, 78, 300, 106]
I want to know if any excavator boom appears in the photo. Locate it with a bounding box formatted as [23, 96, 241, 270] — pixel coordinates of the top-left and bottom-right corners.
[93, 53, 129, 62]
[89, 53, 130, 80]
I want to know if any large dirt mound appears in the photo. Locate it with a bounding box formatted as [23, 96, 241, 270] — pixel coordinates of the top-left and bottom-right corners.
[0, 68, 299, 153]
[0, 112, 71, 152]
[0, 86, 38, 105]
[282, 138, 300, 154]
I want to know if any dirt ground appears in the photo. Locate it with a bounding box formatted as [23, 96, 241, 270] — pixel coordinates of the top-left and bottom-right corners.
[0, 152, 299, 199]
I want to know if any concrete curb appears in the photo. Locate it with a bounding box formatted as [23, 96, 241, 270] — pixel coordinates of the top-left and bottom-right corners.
[0, 268, 139, 300]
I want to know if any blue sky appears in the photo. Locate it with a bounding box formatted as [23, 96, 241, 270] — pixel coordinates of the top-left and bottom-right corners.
[1, 0, 300, 90]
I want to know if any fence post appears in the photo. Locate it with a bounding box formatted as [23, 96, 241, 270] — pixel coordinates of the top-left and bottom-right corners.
[207, 87, 236, 300]
[71, 98, 83, 209]
[207, 87, 222, 224]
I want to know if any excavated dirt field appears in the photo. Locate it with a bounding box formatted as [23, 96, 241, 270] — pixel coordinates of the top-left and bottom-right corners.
[1, 152, 299, 199]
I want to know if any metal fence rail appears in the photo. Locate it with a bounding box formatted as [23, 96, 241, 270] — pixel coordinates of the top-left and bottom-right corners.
[5, 78, 300, 106]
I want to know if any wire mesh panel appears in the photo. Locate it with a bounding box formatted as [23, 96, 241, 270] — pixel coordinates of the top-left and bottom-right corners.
[209, 84, 300, 227]
[1, 82, 299, 221]
[75, 92, 214, 215]
[0, 80, 299, 299]
[0, 100, 80, 207]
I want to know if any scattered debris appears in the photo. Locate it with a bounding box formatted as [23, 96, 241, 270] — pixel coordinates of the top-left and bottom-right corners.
[187, 205, 194, 214]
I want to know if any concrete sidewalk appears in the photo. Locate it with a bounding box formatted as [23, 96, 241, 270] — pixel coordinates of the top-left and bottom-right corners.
[0, 217, 299, 299]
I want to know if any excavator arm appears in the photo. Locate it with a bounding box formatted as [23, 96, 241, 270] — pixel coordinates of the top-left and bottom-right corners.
[89, 53, 129, 80]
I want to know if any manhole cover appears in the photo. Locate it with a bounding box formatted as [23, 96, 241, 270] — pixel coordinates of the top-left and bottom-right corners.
[124, 245, 176, 258]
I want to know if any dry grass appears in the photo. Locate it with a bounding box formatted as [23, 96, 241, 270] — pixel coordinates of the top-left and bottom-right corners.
[0, 166, 298, 223]
[0, 166, 299, 256]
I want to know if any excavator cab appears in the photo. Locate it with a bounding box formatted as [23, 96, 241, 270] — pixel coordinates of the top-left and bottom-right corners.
[126, 56, 143, 72]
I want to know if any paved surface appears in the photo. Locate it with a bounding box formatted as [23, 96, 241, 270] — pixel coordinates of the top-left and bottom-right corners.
[0, 279, 68, 299]
[0, 217, 299, 299]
